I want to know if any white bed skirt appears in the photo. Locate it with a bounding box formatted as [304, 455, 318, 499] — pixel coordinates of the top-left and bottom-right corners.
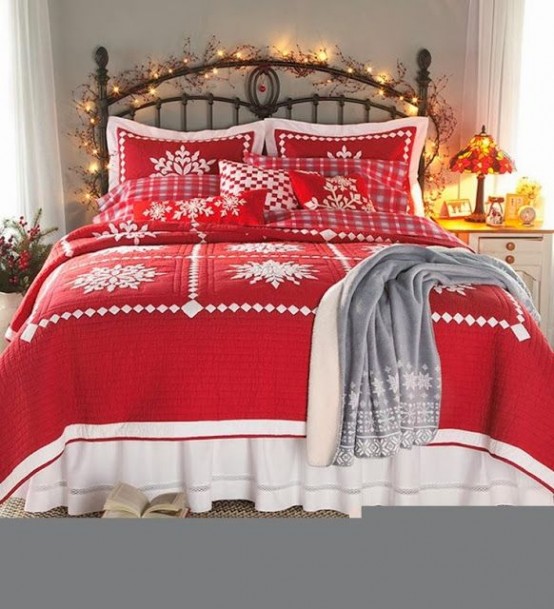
[13, 438, 553, 516]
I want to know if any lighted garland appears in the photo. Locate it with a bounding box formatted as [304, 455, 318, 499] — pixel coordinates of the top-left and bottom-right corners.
[73, 37, 456, 216]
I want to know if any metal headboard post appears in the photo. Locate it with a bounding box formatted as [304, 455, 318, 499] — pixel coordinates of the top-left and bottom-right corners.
[416, 49, 432, 192]
[94, 46, 110, 196]
[93, 45, 432, 197]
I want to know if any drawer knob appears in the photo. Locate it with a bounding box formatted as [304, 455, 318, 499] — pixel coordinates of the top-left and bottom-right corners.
[506, 242, 516, 251]
[505, 255, 515, 264]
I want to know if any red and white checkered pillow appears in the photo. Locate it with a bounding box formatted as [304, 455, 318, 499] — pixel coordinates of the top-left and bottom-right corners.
[244, 152, 410, 213]
[94, 175, 220, 224]
[218, 160, 299, 212]
[132, 189, 268, 227]
[263, 117, 428, 215]
[289, 171, 375, 213]
[107, 116, 265, 189]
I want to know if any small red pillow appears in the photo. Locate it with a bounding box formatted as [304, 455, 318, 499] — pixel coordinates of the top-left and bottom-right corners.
[288, 171, 375, 212]
[133, 189, 267, 227]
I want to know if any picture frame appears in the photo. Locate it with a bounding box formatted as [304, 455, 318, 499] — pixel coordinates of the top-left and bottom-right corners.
[504, 193, 528, 223]
[444, 199, 473, 218]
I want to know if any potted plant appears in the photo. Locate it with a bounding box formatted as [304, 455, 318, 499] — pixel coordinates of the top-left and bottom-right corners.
[0, 210, 57, 351]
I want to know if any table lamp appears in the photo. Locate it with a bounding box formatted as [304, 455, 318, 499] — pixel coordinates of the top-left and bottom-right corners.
[450, 125, 515, 222]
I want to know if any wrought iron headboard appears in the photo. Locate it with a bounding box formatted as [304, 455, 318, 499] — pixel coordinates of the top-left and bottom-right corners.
[93, 46, 432, 196]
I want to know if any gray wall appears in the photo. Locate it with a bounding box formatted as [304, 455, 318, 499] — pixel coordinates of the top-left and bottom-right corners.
[48, 0, 470, 229]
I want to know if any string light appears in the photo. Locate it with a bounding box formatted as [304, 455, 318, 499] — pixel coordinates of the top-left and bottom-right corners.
[217, 50, 225, 57]
[317, 49, 328, 62]
[366, 66, 373, 74]
[212, 68, 218, 74]
[149, 86, 157, 95]
[346, 67, 354, 74]
[112, 86, 120, 94]
[88, 162, 99, 174]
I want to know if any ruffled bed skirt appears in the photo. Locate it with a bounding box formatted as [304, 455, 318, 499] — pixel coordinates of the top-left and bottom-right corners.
[13, 438, 553, 516]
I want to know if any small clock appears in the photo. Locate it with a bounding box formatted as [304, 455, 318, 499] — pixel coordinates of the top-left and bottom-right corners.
[518, 205, 537, 226]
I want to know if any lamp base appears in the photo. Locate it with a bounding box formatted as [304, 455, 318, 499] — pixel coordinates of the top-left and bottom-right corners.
[464, 212, 487, 223]
[464, 174, 487, 223]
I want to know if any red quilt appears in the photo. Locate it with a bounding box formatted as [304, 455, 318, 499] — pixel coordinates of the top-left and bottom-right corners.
[0, 210, 553, 500]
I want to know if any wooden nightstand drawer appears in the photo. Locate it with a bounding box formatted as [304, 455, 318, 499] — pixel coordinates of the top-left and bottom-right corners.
[476, 236, 544, 257]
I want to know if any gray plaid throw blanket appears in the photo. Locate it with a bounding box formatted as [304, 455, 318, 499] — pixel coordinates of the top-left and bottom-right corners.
[307, 245, 538, 467]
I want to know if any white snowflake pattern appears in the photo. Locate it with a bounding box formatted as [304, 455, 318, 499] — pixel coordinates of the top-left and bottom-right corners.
[229, 260, 317, 288]
[149, 146, 216, 177]
[172, 198, 215, 223]
[371, 377, 386, 398]
[72, 264, 162, 294]
[93, 222, 156, 245]
[227, 243, 303, 254]
[433, 284, 476, 296]
[386, 372, 400, 394]
[327, 145, 362, 159]
[310, 177, 371, 211]
[216, 194, 245, 218]
[142, 201, 172, 221]
[402, 370, 433, 392]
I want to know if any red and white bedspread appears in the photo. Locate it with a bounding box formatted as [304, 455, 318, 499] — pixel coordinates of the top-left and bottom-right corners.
[0, 209, 553, 502]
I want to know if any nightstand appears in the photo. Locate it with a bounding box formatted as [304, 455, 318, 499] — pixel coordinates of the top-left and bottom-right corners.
[438, 218, 554, 345]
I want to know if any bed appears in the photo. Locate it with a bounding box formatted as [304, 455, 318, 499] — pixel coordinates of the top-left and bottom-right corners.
[1, 45, 553, 516]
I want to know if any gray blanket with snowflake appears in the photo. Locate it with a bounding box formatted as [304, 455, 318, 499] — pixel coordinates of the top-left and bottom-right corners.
[333, 245, 538, 466]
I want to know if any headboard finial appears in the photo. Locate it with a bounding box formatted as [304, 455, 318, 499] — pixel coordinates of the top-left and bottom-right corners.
[417, 48, 432, 72]
[94, 46, 109, 70]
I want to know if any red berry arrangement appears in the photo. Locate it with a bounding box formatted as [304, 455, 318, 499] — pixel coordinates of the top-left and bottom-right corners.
[0, 210, 57, 294]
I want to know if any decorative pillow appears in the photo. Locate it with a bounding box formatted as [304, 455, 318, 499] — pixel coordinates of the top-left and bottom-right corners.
[288, 171, 375, 212]
[132, 189, 268, 227]
[94, 175, 220, 224]
[219, 160, 298, 212]
[244, 152, 410, 213]
[107, 116, 265, 189]
[263, 117, 428, 215]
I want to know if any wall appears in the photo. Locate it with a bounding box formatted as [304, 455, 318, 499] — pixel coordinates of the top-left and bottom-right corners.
[48, 0, 470, 229]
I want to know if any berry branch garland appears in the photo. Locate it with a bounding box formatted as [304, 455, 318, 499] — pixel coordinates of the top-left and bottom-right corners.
[72, 37, 457, 217]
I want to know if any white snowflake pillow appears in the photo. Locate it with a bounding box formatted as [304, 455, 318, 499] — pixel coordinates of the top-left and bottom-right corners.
[218, 160, 299, 212]
[288, 171, 375, 213]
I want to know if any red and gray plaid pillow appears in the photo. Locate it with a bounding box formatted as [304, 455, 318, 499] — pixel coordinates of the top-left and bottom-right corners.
[244, 153, 410, 214]
[94, 175, 221, 224]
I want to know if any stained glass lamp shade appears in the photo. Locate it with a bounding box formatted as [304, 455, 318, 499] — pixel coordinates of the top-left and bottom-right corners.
[450, 125, 515, 222]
